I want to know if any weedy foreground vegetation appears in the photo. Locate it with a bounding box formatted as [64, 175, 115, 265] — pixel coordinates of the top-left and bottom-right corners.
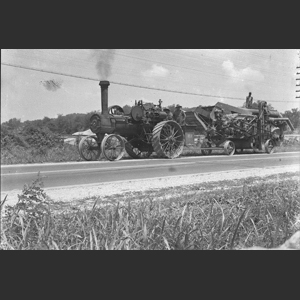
[1, 172, 299, 250]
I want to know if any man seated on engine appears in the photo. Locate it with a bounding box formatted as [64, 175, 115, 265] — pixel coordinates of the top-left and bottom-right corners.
[173, 104, 186, 126]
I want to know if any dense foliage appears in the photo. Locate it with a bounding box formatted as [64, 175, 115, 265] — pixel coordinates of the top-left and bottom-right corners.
[2, 106, 299, 137]
[1, 112, 97, 161]
[2, 112, 98, 136]
[282, 108, 300, 131]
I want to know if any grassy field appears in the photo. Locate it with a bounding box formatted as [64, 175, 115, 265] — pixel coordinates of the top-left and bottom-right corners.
[1, 172, 299, 250]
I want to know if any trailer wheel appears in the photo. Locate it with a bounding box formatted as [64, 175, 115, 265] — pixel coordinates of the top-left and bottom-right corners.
[101, 134, 125, 161]
[152, 121, 184, 159]
[78, 136, 101, 161]
[224, 140, 235, 156]
[265, 139, 275, 154]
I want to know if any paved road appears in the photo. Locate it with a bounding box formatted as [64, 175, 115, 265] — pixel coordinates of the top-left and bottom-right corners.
[1, 152, 300, 192]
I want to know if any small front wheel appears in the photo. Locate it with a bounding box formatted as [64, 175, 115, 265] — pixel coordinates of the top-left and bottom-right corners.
[78, 136, 101, 161]
[101, 134, 126, 161]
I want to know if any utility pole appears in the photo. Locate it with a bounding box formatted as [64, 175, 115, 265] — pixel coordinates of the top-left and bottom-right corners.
[297, 50, 300, 99]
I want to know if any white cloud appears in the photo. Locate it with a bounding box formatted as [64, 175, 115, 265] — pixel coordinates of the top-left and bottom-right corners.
[142, 64, 170, 78]
[222, 60, 265, 82]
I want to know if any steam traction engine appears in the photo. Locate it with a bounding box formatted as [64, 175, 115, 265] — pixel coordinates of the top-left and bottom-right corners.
[78, 81, 184, 161]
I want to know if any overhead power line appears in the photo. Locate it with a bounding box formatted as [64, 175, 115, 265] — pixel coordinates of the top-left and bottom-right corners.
[104, 50, 292, 85]
[6, 49, 294, 88]
[1, 62, 299, 103]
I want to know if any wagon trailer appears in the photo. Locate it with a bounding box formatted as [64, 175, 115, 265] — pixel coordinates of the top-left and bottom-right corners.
[79, 81, 294, 161]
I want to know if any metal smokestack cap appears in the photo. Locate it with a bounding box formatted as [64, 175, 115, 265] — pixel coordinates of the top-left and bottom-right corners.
[99, 81, 110, 87]
[99, 81, 110, 115]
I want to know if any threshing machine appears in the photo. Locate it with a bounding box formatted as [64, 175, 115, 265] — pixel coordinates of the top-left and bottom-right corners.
[185, 101, 294, 156]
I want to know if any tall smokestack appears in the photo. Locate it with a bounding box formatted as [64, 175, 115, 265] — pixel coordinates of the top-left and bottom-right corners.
[100, 81, 110, 115]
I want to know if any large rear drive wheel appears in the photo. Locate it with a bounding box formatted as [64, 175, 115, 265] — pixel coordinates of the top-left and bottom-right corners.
[79, 136, 101, 161]
[101, 134, 125, 161]
[152, 121, 184, 159]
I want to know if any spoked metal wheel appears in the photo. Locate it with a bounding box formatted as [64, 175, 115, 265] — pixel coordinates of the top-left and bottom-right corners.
[265, 139, 275, 154]
[78, 136, 101, 161]
[224, 140, 235, 156]
[125, 139, 152, 159]
[152, 121, 184, 159]
[201, 141, 213, 155]
[101, 134, 126, 161]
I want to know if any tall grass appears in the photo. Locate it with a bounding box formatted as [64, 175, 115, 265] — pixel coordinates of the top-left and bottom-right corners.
[1, 144, 82, 164]
[1, 173, 299, 250]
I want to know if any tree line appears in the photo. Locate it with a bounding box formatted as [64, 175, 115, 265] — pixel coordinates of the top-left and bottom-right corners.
[1, 105, 299, 151]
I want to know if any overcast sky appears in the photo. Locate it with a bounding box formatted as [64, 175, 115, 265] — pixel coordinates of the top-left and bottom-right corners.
[1, 49, 299, 123]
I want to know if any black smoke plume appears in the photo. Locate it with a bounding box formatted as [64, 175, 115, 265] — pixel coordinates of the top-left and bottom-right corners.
[91, 49, 116, 79]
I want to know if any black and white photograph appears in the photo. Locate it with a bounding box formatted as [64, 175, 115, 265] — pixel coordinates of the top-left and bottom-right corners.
[1, 49, 300, 250]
